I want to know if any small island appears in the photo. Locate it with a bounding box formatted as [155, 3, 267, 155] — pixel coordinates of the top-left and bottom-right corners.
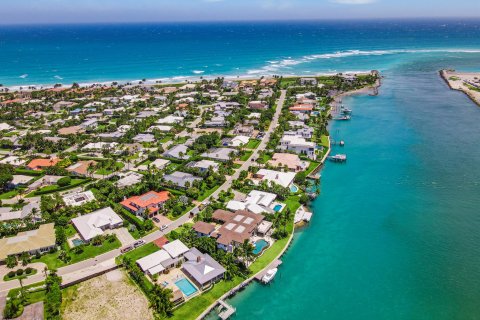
[440, 70, 480, 106]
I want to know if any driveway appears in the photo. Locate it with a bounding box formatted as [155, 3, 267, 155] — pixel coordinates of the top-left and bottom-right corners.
[108, 228, 135, 246]
[152, 215, 172, 229]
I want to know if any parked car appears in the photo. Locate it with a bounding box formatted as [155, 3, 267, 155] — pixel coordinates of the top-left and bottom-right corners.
[121, 246, 133, 253]
[133, 240, 145, 248]
[160, 224, 168, 231]
[153, 217, 160, 223]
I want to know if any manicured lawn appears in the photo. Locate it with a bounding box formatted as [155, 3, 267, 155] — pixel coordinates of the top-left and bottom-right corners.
[304, 161, 321, 176]
[122, 242, 159, 262]
[32, 237, 121, 270]
[239, 151, 253, 161]
[245, 139, 261, 149]
[95, 162, 125, 175]
[320, 135, 330, 148]
[285, 195, 302, 213]
[28, 178, 89, 197]
[197, 185, 220, 201]
[170, 276, 244, 320]
[0, 189, 20, 199]
[256, 152, 272, 164]
[3, 269, 38, 281]
[249, 234, 291, 274]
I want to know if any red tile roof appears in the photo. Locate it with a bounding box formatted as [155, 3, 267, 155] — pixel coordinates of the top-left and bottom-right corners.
[153, 236, 170, 248]
[120, 191, 170, 211]
[27, 158, 60, 170]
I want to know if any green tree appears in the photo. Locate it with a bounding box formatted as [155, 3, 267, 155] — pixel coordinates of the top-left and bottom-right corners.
[5, 255, 17, 269]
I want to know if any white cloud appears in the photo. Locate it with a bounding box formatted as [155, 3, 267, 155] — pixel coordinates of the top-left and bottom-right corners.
[330, 0, 377, 4]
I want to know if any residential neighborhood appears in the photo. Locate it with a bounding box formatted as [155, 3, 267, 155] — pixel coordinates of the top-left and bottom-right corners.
[0, 72, 378, 320]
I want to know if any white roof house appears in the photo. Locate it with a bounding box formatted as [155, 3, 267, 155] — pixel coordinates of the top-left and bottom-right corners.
[163, 239, 189, 258]
[254, 169, 296, 188]
[229, 135, 250, 147]
[116, 171, 143, 188]
[156, 115, 184, 125]
[83, 142, 118, 151]
[0, 123, 14, 131]
[136, 158, 170, 171]
[62, 190, 96, 207]
[226, 190, 277, 214]
[71, 207, 123, 241]
[0, 156, 26, 166]
[137, 249, 171, 273]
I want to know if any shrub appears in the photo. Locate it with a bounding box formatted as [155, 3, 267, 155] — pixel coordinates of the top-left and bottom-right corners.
[7, 271, 16, 278]
[25, 267, 33, 274]
[57, 176, 71, 187]
[16, 269, 24, 276]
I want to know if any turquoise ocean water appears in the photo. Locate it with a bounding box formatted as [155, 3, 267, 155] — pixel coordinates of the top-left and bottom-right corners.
[1, 19, 480, 319]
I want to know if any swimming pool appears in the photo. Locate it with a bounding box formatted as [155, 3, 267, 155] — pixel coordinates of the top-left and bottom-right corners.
[273, 204, 283, 212]
[290, 184, 299, 193]
[175, 278, 198, 297]
[253, 239, 269, 255]
[72, 238, 84, 247]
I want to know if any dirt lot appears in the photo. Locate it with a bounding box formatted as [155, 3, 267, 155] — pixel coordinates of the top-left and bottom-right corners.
[62, 269, 153, 320]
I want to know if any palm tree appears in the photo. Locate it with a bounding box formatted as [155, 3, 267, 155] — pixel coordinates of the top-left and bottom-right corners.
[240, 240, 255, 266]
[149, 285, 174, 317]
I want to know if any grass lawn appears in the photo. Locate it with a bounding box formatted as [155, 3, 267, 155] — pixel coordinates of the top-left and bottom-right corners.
[285, 195, 302, 213]
[3, 269, 38, 281]
[239, 151, 253, 162]
[304, 161, 321, 176]
[28, 178, 88, 197]
[170, 276, 244, 320]
[197, 185, 220, 201]
[32, 237, 121, 270]
[245, 139, 261, 149]
[95, 162, 125, 175]
[0, 189, 20, 199]
[320, 135, 330, 148]
[249, 233, 291, 274]
[8, 281, 46, 306]
[122, 242, 159, 262]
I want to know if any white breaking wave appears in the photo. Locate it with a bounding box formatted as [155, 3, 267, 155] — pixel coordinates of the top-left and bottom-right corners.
[246, 48, 480, 75]
[192, 70, 205, 74]
[54, 75, 63, 80]
[19, 74, 28, 78]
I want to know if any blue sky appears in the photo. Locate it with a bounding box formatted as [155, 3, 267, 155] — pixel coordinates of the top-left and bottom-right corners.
[1, 0, 479, 24]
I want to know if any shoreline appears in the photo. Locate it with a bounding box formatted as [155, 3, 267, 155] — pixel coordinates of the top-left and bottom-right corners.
[0, 71, 374, 93]
[196, 76, 382, 320]
[440, 69, 480, 107]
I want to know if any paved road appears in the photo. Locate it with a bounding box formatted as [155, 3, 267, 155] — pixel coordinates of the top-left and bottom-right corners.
[210, 90, 286, 198]
[0, 92, 286, 293]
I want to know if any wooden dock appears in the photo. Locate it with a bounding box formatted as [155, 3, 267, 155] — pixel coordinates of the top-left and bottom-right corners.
[255, 259, 283, 281]
[218, 300, 236, 320]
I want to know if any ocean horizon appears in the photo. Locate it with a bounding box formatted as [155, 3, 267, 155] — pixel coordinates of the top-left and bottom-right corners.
[1, 18, 480, 88]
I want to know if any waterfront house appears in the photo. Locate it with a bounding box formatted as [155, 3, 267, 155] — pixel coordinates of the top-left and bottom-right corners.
[226, 190, 278, 215]
[182, 248, 226, 290]
[300, 78, 317, 86]
[279, 135, 316, 160]
[0, 223, 56, 261]
[268, 153, 308, 172]
[212, 209, 265, 252]
[121, 190, 170, 217]
[253, 169, 296, 189]
[71, 207, 123, 242]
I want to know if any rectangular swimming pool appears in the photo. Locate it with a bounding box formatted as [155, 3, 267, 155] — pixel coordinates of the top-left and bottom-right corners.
[175, 278, 198, 297]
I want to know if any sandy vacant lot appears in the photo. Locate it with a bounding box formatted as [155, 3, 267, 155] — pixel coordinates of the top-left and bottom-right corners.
[62, 270, 153, 320]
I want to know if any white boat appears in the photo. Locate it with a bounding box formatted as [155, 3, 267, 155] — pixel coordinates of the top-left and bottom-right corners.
[261, 268, 278, 284]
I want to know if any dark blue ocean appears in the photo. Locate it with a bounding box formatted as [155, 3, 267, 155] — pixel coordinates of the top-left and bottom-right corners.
[1, 19, 480, 86]
[2, 20, 480, 319]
